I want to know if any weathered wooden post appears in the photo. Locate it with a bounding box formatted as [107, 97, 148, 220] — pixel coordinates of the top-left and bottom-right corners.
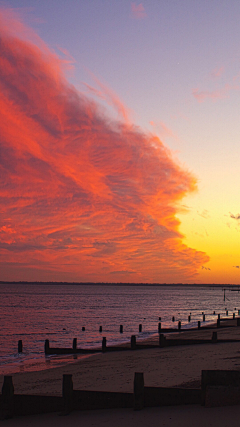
[102, 337, 107, 352]
[134, 372, 144, 410]
[72, 338, 77, 351]
[198, 321, 201, 329]
[120, 325, 123, 333]
[139, 324, 142, 333]
[44, 339, 50, 354]
[131, 335, 136, 350]
[159, 333, 165, 348]
[62, 374, 73, 415]
[1, 376, 14, 419]
[158, 322, 161, 333]
[18, 340, 22, 353]
[212, 331, 217, 343]
[178, 321, 181, 330]
[99, 326, 102, 332]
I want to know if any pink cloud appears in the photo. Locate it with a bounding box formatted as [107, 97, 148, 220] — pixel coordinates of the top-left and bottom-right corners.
[192, 83, 239, 103]
[0, 9, 209, 283]
[211, 66, 224, 79]
[131, 3, 147, 20]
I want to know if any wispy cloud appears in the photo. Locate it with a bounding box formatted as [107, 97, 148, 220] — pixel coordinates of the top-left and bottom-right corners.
[131, 3, 147, 20]
[211, 66, 224, 79]
[192, 84, 236, 103]
[0, 9, 209, 282]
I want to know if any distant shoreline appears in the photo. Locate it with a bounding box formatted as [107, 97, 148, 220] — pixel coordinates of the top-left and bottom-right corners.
[1, 281, 240, 288]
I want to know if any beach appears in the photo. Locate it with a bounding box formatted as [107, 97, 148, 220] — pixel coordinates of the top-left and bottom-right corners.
[2, 320, 240, 425]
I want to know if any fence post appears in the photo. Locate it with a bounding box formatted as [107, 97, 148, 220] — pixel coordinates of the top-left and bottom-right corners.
[62, 374, 73, 415]
[1, 376, 14, 419]
[134, 372, 144, 410]
[72, 338, 77, 351]
[44, 339, 50, 354]
[102, 337, 107, 352]
[131, 335, 136, 350]
[18, 340, 23, 353]
[159, 333, 165, 348]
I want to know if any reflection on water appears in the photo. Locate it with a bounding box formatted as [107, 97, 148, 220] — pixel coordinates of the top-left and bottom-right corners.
[0, 283, 239, 375]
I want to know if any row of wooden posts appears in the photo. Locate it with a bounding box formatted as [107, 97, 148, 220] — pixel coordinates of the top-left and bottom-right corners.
[2, 370, 240, 418]
[17, 312, 240, 354]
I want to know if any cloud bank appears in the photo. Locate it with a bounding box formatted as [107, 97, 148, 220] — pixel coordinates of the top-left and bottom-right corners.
[0, 10, 209, 282]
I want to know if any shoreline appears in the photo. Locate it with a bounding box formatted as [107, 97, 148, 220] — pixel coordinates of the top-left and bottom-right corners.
[2, 318, 240, 396]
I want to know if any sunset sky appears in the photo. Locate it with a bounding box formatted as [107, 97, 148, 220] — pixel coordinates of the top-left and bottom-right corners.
[1, 1, 240, 284]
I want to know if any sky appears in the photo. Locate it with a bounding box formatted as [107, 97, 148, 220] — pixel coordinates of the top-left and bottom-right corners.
[0, 1, 240, 284]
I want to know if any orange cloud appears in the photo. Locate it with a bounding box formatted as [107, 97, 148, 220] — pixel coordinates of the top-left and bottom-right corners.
[131, 3, 147, 20]
[0, 9, 209, 283]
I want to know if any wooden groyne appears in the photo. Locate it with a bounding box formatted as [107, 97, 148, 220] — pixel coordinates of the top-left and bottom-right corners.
[44, 317, 240, 356]
[2, 369, 240, 418]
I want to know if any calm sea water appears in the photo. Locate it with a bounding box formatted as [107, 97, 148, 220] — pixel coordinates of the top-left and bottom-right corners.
[0, 283, 239, 375]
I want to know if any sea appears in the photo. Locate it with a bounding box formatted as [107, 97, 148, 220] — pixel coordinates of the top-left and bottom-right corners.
[0, 282, 240, 376]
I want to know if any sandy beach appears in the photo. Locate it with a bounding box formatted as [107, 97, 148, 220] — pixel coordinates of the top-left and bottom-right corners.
[2, 321, 240, 425]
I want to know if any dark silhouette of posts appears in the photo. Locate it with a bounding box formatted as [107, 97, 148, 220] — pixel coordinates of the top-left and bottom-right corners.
[102, 337, 107, 352]
[233, 313, 235, 319]
[120, 325, 123, 333]
[1, 376, 14, 419]
[178, 321, 181, 331]
[18, 340, 22, 353]
[172, 316, 175, 322]
[72, 338, 77, 351]
[198, 321, 201, 329]
[159, 334, 165, 348]
[131, 335, 136, 350]
[82, 326, 85, 331]
[188, 315, 191, 322]
[158, 322, 161, 333]
[44, 339, 49, 354]
[99, 326, 102, 332]
[134, 372, 144, 410]
[202, 314, 205, 322]
[62, 374, 73, 415]
[139, 324, 142, 333]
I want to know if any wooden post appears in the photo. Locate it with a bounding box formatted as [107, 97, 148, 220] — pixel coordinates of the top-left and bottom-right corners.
[188, 315, 191, 322]
[134, 372, 144, 410]
[102, 337, 107, 352]
[198, 321, 201, 329]
[159, 333, 165, 348]
[139, 324, 142, 333]
[62, 374, 73, 415]
[212, 331, 217, 343]
[18, 340, 22, 353]
[158, 322, 161, 333]
[202, 314, 205, 322]
[99, 326, 102, 332]
[1, 376, 14, 419]
[218, 313, 220, 320]
[120, 325, 123, 333]
[233, 313, 235, 319]
[226, 310, 228, 316]
[217, 318, 220, 328]
[178, 321, 181, 330]
[131, 335, 136, 350]
[44, 339, 50, 354]
[237, 318, 240, 327]
[82, 326, 85, 331]
[172, 316, 175, 322]
[72, 338, 77, 351]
